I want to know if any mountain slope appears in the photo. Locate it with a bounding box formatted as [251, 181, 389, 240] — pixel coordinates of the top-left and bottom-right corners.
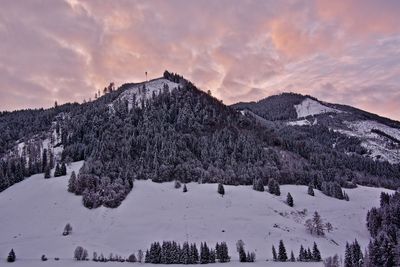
[1, 74, 400, 209]
[0, 161, 391, 265]
[232, 93, 400, 187]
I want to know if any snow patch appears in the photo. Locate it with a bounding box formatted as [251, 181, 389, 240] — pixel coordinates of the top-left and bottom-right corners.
[287, 119, 311, 126]
[295, 98, 342, 118]
[112, 78, 180, 111]
[287, 118, 318, 127]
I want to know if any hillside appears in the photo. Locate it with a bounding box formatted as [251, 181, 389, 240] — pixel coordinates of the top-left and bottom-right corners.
[0, 73, 399, 211]
[232, 93, 400, 164]
[0, 162, 391, 266]
[232, 93, 400, 189]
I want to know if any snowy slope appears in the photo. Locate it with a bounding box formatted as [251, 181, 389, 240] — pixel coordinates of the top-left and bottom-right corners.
[336, 120, 400, 164]
[0, 162, 392, 266]
[286, 118, 318, 126]
[111, 78, 180, 111]
[295, 98, 342, 118]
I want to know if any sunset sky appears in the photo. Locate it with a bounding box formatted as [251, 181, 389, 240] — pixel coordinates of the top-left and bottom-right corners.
[1, 0, 399, 120]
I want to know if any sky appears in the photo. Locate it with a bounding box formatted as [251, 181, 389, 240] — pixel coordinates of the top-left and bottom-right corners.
[0, 0, 400, 120]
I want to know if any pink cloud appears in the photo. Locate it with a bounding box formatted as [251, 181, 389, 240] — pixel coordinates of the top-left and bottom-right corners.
[0, 0, 399, 120]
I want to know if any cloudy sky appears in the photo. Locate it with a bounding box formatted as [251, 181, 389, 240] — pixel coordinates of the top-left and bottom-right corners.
[1, 0, 399, 120]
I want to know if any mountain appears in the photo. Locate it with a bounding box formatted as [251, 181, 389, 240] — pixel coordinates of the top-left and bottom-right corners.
[1, 73, 400, 210]
[232, 93, 400, 164]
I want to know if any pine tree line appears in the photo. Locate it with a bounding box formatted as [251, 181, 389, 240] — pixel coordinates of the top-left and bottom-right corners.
[297, 242, 321, 262]
[236, 240, 255, 262]
[344, 239, 363, 267]
[272, 240, 321, 263]
[321, 181, 349, 201]
[364, 191, 400, 266]
[144, 241, 229, 264]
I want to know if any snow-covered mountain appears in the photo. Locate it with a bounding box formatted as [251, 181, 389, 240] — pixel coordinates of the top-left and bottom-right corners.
[1, 72, 400, 265]
[232, 93, 400, 164]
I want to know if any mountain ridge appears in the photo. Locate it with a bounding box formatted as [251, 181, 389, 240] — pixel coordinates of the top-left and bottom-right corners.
[1, 71, 399, 209]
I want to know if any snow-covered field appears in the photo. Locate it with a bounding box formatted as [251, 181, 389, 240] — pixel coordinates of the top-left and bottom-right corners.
[295, 98, 342, 118]
[0, 162, 391, 266]
[4, 260, 319, 267]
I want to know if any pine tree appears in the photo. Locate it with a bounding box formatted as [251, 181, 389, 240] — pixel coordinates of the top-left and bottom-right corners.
[209, 249, 216, 263]
[200, 242, 210, 264]
[272, 245, 277, 261]
[61, 162, 67, 175]
[68, 171, 76, 193]
[345, 239, 363, 267]
[192, 243, 199, 263]
[42, 149, 48, 172]
[298, 245, 305, 261]
[183, 184, 187, 193]
[312, 242, 321, 261]
[306, 248, 312, 261]
[252, 178, 264, 192]
[218, 242, 229, 263]
[268, 178, 281, 195]
[44, 165, 51, 179]
[218, 183, 225, 196]
[236, 240, 246, 262]
[54, 163, 61, 177]
[351, 239, 363, 266]
[7, 249, 16, 262]
[308, 184, 315, 196]
[215, 243, 220, 261]
[181, 242, 190, 264]
[344, 242, 352, 267]
[286, 192, 294, 207]
[145, 250, 150, 263]
[278, 240, 288, 262]
[290, 250, 295, 262]
[275, 181, 281, 196]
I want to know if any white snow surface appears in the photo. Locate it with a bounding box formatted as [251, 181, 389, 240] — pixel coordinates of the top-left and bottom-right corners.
[0, 161, 392, 266]
[111, 78, 180, 111]
[5, 260, 318, 267]
[336, 120, 400, 164]
[295, 98, 342, 119]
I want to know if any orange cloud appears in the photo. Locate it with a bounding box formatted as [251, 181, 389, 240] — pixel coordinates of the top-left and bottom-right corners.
[0, 0, 400, 120]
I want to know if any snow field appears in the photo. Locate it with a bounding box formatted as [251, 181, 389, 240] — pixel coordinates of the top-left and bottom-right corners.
[0, 161, 392, 266]
[295, 98, 342, 118]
